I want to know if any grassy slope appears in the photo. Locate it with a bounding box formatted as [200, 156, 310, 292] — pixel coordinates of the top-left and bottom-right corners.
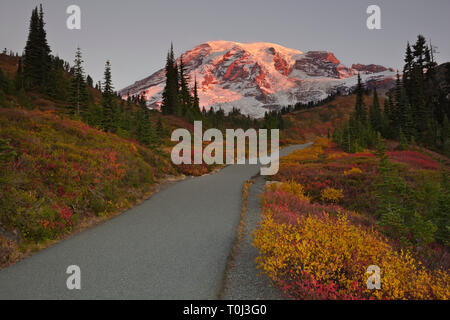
[0, 55, 197, 266]
[281, 94, 383, 143]
[0, 53, 223, 267]
[0, 107, 179, 266]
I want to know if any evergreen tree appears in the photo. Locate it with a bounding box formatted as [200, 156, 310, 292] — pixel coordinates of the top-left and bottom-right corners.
[403, 42, 414, 98]
[337, 35, 450, 155]
[101, 60, 116, 132]
[391, 73, 403, 135]
[369, 87, 383, 133]
[442, 115, 450, 154]
[0, 67, 7, 93]
[68, 47, 88, 117]
[354, 74, 367, 123]
[23, 7, 41, 88]
[23, 5, 51, 90]
[413, 35, 426, 72]
[411, 66, 428, 138]
[178, 56, 192, 116]
[398, 86, 415, 139]
[14, 58, 24, 90]
[37, 4, 51, 91]
[86, 75, 93, 87]
[161, 44, 179, 115]
[192, 77, 201, 117]
[156, 115, 164, 138]
[382, 92, 393, 137]
[135, 99, 157, 147]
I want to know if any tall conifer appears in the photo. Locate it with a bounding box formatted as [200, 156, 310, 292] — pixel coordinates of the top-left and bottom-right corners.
[101, 60, 116, 132]
[68, 47, 88, 116]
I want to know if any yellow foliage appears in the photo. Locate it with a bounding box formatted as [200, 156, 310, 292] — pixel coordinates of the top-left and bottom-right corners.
[321, 187, 344, 203]
[344, 167, 363, 175]
[281, 137, 332, 164]
[267, 180, 310, 203]
[326, 152, 348, 160]
[253, 213, 450, 300]
[314, 137, 331, 148]
[282, 145, 323, 163]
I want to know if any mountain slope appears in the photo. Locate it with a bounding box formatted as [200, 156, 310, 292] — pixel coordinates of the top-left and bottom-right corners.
[120, 41, 396, 118]
[0, 106, 184, 267]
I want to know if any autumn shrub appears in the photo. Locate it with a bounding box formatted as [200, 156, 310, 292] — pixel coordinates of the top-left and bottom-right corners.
[256, 139, 450, 299]
[276, 140, 449, 247]
[275, 157, 378, 213]
[0, 108, 177, 242]
[281, 137, 330, 164]
[373, 155, 447, 247]
[344, 167, 363, 175]
[253, 212, 450, 300]
[387, 151, 441, 170]
[321, 187, 343, 204]
[266, 180, 310, 203]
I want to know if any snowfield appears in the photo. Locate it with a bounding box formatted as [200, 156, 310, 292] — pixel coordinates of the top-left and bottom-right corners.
[119, 40, 396, 118]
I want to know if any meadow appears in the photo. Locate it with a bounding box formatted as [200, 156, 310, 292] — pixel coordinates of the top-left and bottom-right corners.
[253, 138, 450, 299]
[0, 107, 178, 265]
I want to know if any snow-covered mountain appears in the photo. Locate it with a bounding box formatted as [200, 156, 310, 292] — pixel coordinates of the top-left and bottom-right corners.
[119, 41, 396, 118]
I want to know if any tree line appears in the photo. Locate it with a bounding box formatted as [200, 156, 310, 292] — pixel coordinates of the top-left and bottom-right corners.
[0, 5, 163, 148]
[333, 35, 450, 155]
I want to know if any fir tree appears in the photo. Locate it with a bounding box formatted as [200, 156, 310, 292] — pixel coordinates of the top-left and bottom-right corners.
[382, 92, 394, 137]
[23, 5, 51, 90]
[413, 35, 427, 72]
[411, 66, 428, 138]
[354, 74, 367, 123]
[399, 87, 415, 139]
[23, 7, 41, 88]
[135, 100, 157, 147]
[161, 43, 180, 115]
[192, 77, 201, 116]
[369, 87, 383, 133]
[86, 75, 93, 87]
[403, 42, 414, 97]
[442, 115, 450, 153]
[101, 60, 116, 132]
[14, 58, 24, 90]
[0, 67, 7, 93]
[68, 47, 88, 116]
[156, 115, 164, 138]
[178, 56, 192, 116]
[37, 4, 51, 91]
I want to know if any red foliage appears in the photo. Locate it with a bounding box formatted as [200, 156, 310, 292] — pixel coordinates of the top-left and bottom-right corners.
[278, 271, 368, 300]
[264, 190, 341, 223]
[386, 151, 440, 170]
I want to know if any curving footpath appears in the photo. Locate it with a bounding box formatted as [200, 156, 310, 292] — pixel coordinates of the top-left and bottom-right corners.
[0, 143, 311, 299]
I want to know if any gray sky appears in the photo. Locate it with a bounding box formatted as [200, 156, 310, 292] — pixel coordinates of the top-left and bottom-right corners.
[1, 0, 449, 90]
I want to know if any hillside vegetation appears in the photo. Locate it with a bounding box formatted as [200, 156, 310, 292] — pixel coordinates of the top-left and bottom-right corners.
[253, 138, 450, 299]
[280, 94, 380, 144]
[0, 107, 178, 265]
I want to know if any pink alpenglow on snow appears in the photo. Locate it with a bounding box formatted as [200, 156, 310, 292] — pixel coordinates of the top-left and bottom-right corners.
[120, 41, 396, 118]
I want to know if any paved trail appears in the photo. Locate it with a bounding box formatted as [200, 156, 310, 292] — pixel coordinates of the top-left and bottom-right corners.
[221, 175, 285, 300]
[0, 143, 311, 300]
